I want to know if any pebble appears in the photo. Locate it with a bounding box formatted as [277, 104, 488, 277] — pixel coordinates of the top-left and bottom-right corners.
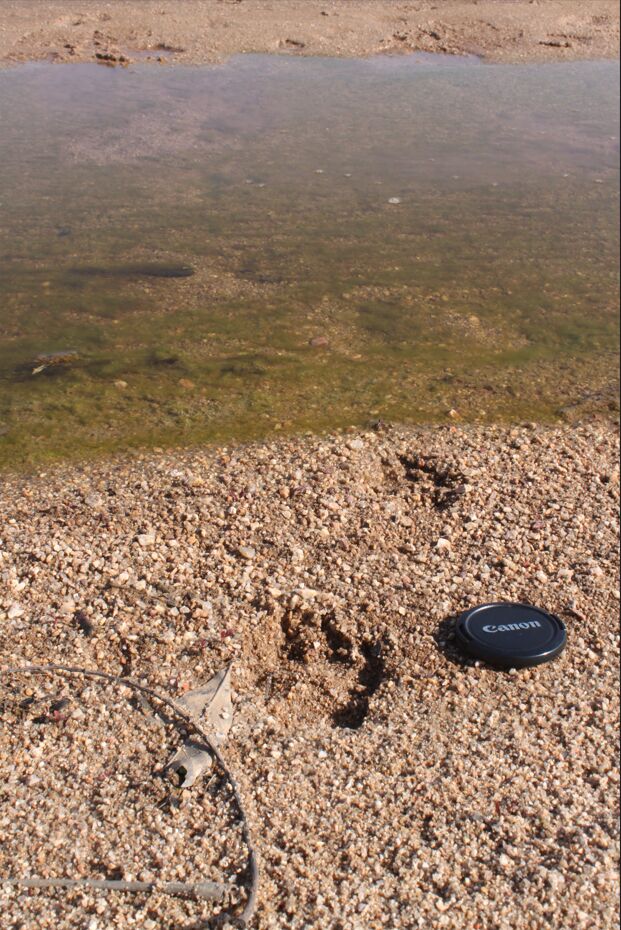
[84, 493, 104, 509]
[347, 439, 364, 451]
[309, 335, 329, 348]
[238, 546, 256, 560]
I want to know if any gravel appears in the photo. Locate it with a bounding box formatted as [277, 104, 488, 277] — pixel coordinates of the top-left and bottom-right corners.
[0, 422, 619, 929]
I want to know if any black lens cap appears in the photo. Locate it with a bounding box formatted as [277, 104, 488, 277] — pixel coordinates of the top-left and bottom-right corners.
[455, 602, 567, 669]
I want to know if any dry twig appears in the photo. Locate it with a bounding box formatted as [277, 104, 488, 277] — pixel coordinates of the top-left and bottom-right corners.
[0, 877, 227, 900]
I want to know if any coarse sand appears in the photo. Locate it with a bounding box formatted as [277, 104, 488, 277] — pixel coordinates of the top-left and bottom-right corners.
[0, 0, 618, 68]
[1, 422, 619, 928]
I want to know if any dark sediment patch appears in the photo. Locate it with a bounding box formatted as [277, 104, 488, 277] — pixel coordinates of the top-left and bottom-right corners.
[67, 263, 195, 280]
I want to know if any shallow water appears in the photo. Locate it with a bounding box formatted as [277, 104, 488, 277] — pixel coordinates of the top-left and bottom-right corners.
[0, 54, 618, 469]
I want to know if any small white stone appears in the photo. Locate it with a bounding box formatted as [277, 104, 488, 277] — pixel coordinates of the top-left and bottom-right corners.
[7, 603, 24, 620]
[347, 439, 364, 451]
[84, 493, 104, 509]
[137, 533, 156, 548]
[547, 869, 565, 890]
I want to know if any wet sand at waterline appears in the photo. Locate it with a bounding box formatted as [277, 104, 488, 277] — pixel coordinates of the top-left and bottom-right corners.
[0, 0, 619, 68]
[1, 423, 619, 929]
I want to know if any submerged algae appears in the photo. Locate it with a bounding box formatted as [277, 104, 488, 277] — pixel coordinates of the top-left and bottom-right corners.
[0, 55, 618, 469]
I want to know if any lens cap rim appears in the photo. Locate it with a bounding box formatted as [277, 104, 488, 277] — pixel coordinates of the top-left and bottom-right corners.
[455, 601, 567, 669]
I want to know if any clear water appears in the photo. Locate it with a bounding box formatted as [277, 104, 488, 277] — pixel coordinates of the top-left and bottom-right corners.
[0, 54, 618, 469]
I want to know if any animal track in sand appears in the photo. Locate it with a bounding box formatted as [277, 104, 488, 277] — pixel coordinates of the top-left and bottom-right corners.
[397, 453, 468, 512]
[246, 603, 388, 731]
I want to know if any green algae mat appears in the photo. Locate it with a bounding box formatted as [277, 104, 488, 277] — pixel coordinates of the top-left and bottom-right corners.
[0, 54, 618, 469]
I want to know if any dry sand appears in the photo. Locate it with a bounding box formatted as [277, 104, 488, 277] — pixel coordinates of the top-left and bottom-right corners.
[0, 0, 619, 67]
[1, 422, 619, 928]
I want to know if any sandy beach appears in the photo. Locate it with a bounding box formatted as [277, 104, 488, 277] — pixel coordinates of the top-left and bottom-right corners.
[0, 0, 619, 67]
[1, 422, 619, 928]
